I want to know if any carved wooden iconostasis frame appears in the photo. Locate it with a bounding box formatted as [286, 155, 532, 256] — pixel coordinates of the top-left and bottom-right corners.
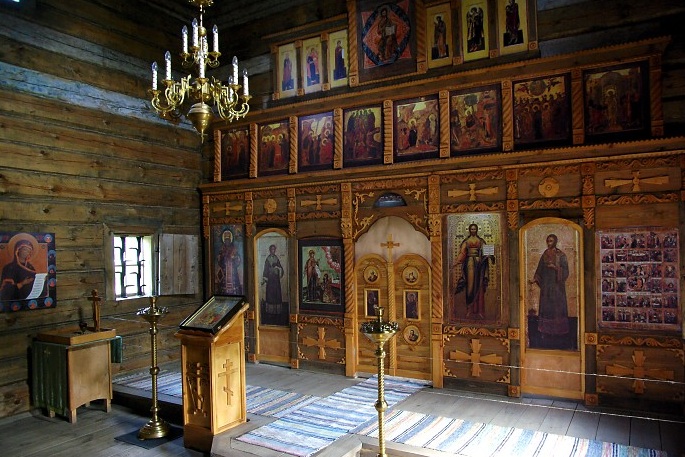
[202, 26, 683, 409]
[214, 36, 667, 185]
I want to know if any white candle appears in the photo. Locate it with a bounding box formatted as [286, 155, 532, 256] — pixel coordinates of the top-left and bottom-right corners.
[192, 18, 198, 47]
[182, 25, 188, 54]
[232, 56, 238, 85]
[199, 55, 205, 78]
[151, 61, 158, 90]
[164, 51, 171, 80]
[242, 69, 249, 96]
[212, 25, 219, 53]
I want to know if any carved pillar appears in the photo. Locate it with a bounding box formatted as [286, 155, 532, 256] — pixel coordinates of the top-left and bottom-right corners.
[289, 116, 298, 174]
[383, 100, 393, 165]
[341, 182, 357, 376]
[428, 175, 444, 388]
[439, 90, 450, 158]
[506, 169, 519, 231]
[244, 192, 254, 238]
[287, 188, 296, 236]
[249, 123, 258, 178]
[581, 163, 596, 229]
[571, 68, 584, 144]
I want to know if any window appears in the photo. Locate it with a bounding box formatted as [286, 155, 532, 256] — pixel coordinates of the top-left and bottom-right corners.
[113, 235, 153, 299]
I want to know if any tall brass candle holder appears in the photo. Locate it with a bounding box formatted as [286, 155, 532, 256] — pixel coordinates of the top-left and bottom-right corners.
[137, 296, 171, 440]
[360, 307, 399, 457]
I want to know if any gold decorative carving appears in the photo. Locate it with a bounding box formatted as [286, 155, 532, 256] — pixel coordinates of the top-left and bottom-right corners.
[507, 328, 520, 340]
[501, 79, 513, 151]
[604, 171, 669, 192]
[289, 116, 298, 174]
[519, 198, 580, 210]
[297, 315, 344, 326]
[538, 177, 559, 198]
[439, 90, 450, 157]
[508, 385, 521, 398]
[442, 170, 505, 183]
[583, 206, 595, 229]
[431, 236, 443, 320]
[334, 108, 343, 169]
[507, 211, 519, 230]
[497, 370, 511, 384]
[297, 211, 341, 221]
[428, 214, 441, 238]
[584, 394, 598, 406]
[582, 174, 594, 195]
[249, 123, 258, 178]
[597, 335, 682, 348]
[442, 202, 505, 213]
[448, 184, 499, 201]
[346, 0, 358, 85]
[264, 198, 277, 214]
[444, 327, 507, 338]
[596, 193, 679, 206]
[605, 350, 674, 395]
[595, 157, 677, 171]
[288, 188, 296, 236]
[506, 180, 518, 200]
[383, 100, 393, 164]
[290, 358, 299, 369]
[353, 176, 426, 191]
[520, 165, 580, 176]
[571, 68, 584, 144]
[213, 130, 221, 182]
[584, 333, 597, 345]
[406, 213, 428, 236]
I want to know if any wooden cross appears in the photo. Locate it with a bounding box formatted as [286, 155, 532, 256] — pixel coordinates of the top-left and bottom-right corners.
[213, 202, 243, 215]
[301, 195, 338, 210]
[381, 234, 400, 262]
[448, 339, 503, 377]
[87, 289, 101, 332]
[218, 358, 239, 406]
[448, 184, 499, 201]
[605, 350, 674, 394]
[604, 171, 669, 192]
[186, 362, 207, 416]
[302, 326, 342, 360]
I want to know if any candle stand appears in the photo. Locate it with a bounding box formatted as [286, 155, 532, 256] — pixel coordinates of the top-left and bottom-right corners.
[137, 296, 171, 440]
[360, 307, 399, 457]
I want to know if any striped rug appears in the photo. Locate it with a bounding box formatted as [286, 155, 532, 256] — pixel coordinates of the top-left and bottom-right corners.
[236, 375, 427, 457]
[246, 385, 320, 418]
[354, 409, 666, 457]
[115, 371, 320, 417]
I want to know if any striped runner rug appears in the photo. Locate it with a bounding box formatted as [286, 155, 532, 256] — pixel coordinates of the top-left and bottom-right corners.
[236, 375, 427, 457]
[353, 409, 666, 457]
[114, 371, 320, 417]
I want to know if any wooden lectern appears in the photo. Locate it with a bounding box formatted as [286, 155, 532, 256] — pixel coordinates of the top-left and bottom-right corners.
[175, 295, 249, 452]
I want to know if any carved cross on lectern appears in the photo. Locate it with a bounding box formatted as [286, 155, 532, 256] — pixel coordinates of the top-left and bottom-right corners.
[449, 339, 503, 377]
[218, 358, 239, 405]
[381, 234, 400, 262]
[87, 289, 101, 332]
[302, 326, 342, 360]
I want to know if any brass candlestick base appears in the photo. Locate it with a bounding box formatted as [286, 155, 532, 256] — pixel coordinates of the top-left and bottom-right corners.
[137, 296, 171, 440]
[360, 307, 399, 457]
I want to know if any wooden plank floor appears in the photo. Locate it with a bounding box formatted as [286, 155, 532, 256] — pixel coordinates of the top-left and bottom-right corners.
[1, 362, 683, 457]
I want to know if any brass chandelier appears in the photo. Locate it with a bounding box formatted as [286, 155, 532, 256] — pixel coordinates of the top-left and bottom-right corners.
[150, 0, 250, 139]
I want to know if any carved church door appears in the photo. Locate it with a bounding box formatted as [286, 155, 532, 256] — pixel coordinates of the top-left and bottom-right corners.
[355, 235, 432, 381]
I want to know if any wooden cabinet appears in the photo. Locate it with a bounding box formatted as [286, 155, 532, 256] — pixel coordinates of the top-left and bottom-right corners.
[32, 328, 115, 423]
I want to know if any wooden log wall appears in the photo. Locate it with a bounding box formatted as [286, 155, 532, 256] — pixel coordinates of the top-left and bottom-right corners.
[0, 0, 211, 418]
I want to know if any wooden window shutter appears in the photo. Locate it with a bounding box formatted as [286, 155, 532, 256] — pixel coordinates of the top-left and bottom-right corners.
[158, 234, 199, 295]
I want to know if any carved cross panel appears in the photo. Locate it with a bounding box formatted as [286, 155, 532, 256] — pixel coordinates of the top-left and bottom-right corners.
[605, 350, 674, 394]
[301, 326, 342, 360]
[448, 338, 503, 377]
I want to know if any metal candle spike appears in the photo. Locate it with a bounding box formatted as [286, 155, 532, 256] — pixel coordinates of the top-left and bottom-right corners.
[360, 307, 399, 457]
[137, 296, 171, 440]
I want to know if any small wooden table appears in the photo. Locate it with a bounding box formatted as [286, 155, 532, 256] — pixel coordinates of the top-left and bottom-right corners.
[32, 327, 116, 423]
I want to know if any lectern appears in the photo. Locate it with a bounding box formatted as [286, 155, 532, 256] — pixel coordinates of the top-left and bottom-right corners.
[175, 295, 249, 452]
